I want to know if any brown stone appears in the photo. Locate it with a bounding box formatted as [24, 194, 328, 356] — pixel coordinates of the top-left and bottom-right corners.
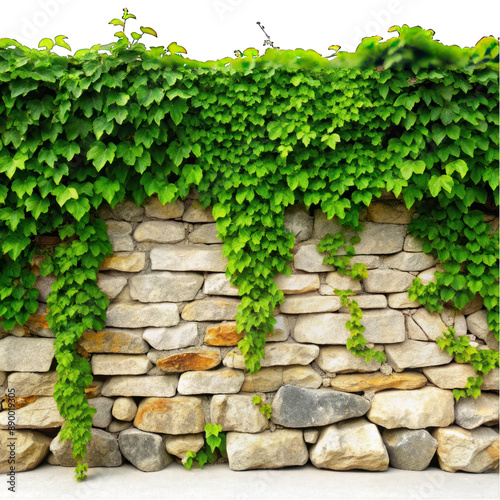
[204, 323, 244, 346]
[329, 372, 428, 393]
[368, 202, 414, 224]
[79, 329, 148, 354]
[85, 380, 103, 399]
[25, 309, 51, 336]
[99, 252, 146, 272]
[157, 349, 221, 373]
[1, 395, 38, 410]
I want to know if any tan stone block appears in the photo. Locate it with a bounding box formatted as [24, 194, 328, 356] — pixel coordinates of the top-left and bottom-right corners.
[330, 371, 427, 392]
[100, 252, 146, 272]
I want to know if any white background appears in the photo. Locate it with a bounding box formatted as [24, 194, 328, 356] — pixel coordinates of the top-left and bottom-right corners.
[0, 0, 499, 60]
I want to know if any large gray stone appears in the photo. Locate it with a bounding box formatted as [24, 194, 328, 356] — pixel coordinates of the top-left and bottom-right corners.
[227, 430, 308, 471]
[143, 323, 199, 350]
[310, 418, 389, 471]
[211, 394, 269, 433]
[0, 430, 52, 473]
[367, 386, 455, 429]
[151, 245, 226, 271]
[203, 274, 239, 296]
[133, 221, 185, 243]
[316, 346, 383, 373]
[0, 397, 63, 429]
[280, 295, 341, 314]
[105, 303, 180, 328]
[101, 375, 178, 398]
[412, 308, 448, 341]
[384, 252, 437, 271]
[88, 397, 114, 428]
[50, 428, 122, 467]
[129, 272, 203, 302]
[97, 274, 128, 300]
[363, 269, 414, 293]
[455, 393, 499, 429]
[188, 223, 221, 244]
[382, 429, 438, 471]
[385, 340, 453, 370]
[181, 299, 239, 321]
[5, 372, 58, 397]
[0, 337, 55, 372]
[294, 244, 334, 272]
[466, 310, 499, 349]
[423, 363, 499, 390]
[271, 385, 370, 428]
[273, 274, 320, 295]
[119, 428, 173, 472]
[284, 205, 313, 243]
[144, 197, 184, 219]
[91, 354, 152, 376]
[293, 309, 405, 344]
[178, 368, 244, 395]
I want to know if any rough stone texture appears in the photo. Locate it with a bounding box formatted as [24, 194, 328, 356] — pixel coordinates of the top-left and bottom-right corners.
[105, 303, 180, 328]
[119, 428, 173, 472]
[382, 429, 438, 471]
[329, 371, 427, 393]
[34, 274, 56, 302]
[91, 354, 152, 375]
[106, 220, 134, 251]
[211, 394, 269, 433]
[270, 315, 290, 341]
[294, 245, 334, 272]
[24, 304, 53, 337]
[165, 434, 205, 459]
[453, 313, 467, 336]
[0, 430, 52, 473]
[5, 372, 58, 397]
[273, 274, 320, 295]
[384, 252, 437, 271]
[416, 267, 437, 286]
[79, 329, 149, 354]
[181, 299, 239, 322]
[325, 272, 363, 293]
[144, 323, 199, 351]
[112, 397, 138, 422]
[189, 223, 221, 244]
[271, 386, 370, 428]
[316, 346, 382, 373]
[385, 340, 453, 370]
[88, 397, 114, 428]
[284, 205, 313, 243]
[404, 234, 423, 252]
[423, 364, 499, 391]
[133, 221, 185, 243]
[282, 365, 322, 389]
[227, 430, 308, 471]
[182, 200, 215, 222]
[129, 272, 203, 303]
[347, 295, 388, 309]
[0, 397, 64, 429]
[351, 255, 382, 269]
[101, 375, 178, 397]
[204, 322, 243, 346]
[240, 367, 283, 393]
[310, 418, 389, 471]
[154, 347, 221, 373]
[412, 309, 448, 341]
[388, 292, 421, 309]
[97, 274, 128, 300]
[100, 252, 146, 272]
[467, 310, 499, 349]
[367, 386, 455, 429]
[368, 202, 413, 224]
[108, 419, 132, 433]
[203, 274, 239, 296]
[304, 429, 319, 444]
[151, 244, 227, 272]
[363, 269, 414, 293]
[461, 293, 484, 315]
[144, 198, 184, 219]
[178, 368, 244, 395]
[0, 337, 55, 372]
[433, 426, 499, 473]
[134, 396, 205, 434]
[293, 310, 405, 345]
[406, 316, 428, 341]
[108, 200, 144, 222]
[50, 428, 122, 467]
[280, 295, 341, 314]
[455, 393, 499, 429]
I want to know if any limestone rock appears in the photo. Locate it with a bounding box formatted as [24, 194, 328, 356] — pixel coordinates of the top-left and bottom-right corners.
[165, 433, 204, 459]
[24, 304, 53, 337]
[134, 396, 205, 434]
[97, 274, 127, 300]
[368, 202, 413, 224]
[112, 397, 137, 422]
[282, 365, 322, 389]
[0, 337, 55, 372]
[151, 244, 227, 272]
[385, 340, 453, 370]
[467, 310, 499, 349]
[34, 274, 56, 302]
[325, 272, 362, 293]
[106, 220, 134, 251]
[384, 252, 437, 272]
[154, 347, 221, 373]
[423, 364, 499, 391]
[108, 419, 132, 433]
[351, 255, 381, 269]
[88, 397, 114, 428]
[269, 315, 290, 341]
[144, 323, 199, 350]
[406, 316, 428, 341]
[144, 197, 184, 219]
[293, 309, 405, 344]
[461, 293, 484, 315]
[133, 221, 185, 243]
[100, 252, 146, 272]
[6, 372, 58, 397]
[204, 322, 243, 346]
[316, 346, 382, 373]
[363, 269, 413, 293]
[130, 272, 203, 303]
[203, 274, 239, 296]
[0, 397, 64, 429]
[284, 205, 313, 243]
[343, 295, 387, 309]
[0, 430, 52, 473]
[178, 368, 244, 395]
[273, 273, 320, 295]
[294, 244, 334, 272]
[455, 393, 499, 429]
[50, 428, 122, 467]
[304, 429, 319, 444]
[329, 371, 427, 393]
[108, 200, 144, 222]
[91, 354, 152, 375]
[181, 299, 239, 322]
[404, 234, 423, 252]
[119, 428, 173, 472]
[280, 295, 341, 314]
[189, 223, 221, 244]
[382, 429, 438, 471]
[433, 426, 499, 473]
[182, 200, 215, 222]
[211, 394, 269, 433]
[416, 267, 437, 286]
[271, 386, 370, 428]
[367, 386, 455, 429]
[227, 429, 308, 470]
[101, 375, 178, 398]
[388, 292, 421, 309]
[310, 418, 389, 471]
[412, 308, 448, 341]
[105, 303, 179, 328]
[240, 367, 283, 393]
[79, 329, 149, 354]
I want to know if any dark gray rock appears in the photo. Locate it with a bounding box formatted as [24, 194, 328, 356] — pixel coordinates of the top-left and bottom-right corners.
[88, 397, 114, 428]
[382, 428, 438, 471]
[119, 428, 173, 472]
[271, 385, 370, 428]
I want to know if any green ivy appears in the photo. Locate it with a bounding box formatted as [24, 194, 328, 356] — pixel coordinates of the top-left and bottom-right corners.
[183, 423, 227, 470]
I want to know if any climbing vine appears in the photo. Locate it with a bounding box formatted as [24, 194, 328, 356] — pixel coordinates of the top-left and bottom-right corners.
[0, 19, 498, 479]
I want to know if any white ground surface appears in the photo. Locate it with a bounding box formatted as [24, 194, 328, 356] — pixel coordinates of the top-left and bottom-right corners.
[8, 463, 499, 500]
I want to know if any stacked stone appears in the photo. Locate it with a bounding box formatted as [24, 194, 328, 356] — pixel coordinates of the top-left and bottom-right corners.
[0, 196, 498, 474]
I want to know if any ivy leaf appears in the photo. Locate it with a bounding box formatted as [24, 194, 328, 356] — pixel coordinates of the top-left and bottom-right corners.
[428, 175, 454, 197]
[55, 35, 71, 51]
[141, 27, 158, 37]
[400, 160, 426, 180]
[445, 159, 468, 178]
[38, 37, 54, 51]
[87, 142, 117, 171]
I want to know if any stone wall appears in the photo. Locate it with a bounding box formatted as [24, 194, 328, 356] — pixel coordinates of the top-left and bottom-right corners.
[0, 194, 498, 474]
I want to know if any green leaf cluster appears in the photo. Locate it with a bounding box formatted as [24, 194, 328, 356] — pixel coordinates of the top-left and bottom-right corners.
[183, 423, 227, 470]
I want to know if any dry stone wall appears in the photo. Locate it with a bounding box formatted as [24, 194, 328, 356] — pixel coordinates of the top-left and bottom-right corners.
[0, 194, 498, 474]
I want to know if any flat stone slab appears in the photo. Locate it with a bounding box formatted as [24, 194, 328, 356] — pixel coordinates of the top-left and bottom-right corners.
[0, 430, 52, 473]
[153, 347, 222, 373]
[294, 245, 334, 272]
[314, 345, 383, 374]
[0, 337, 55, 372]
[144, 198, 184, 219]
[182, 201, 215, 223]
[368, 202, 413, 224]
[101, 375, 178, 397]
[91, 354, 152, 376]
[384, 252, 437, 271]
[240, 367, 284, 393]
[329, 371, 427, 392]
[363, 269, 414, 293]
[211, 394, 269, 433]
[129, 272, 203, 302]
[151, 244, 227, 272]
[6, 372, 58, 397]
[100, 252, 146, 272]
[204, 322, 244, 346]
[97, 274, 127, 300]
[133, 221, 185, 243]
[423, 363, 499, 390]
[105, 303, 180, 328]
[79, 328, 149, 354]
[181, 299, 240, 322]
[189, 223, 221, 244]
[385, 340, 453, 370]
[178, 368, 244, 395]
[203, 274, 239, 296]
[144, 323, 199, 350]
[273, 274, 320, 294]
[271, 385, 370, 428]
[280, 295, 341, 314]
[0, 397, 64, 429]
